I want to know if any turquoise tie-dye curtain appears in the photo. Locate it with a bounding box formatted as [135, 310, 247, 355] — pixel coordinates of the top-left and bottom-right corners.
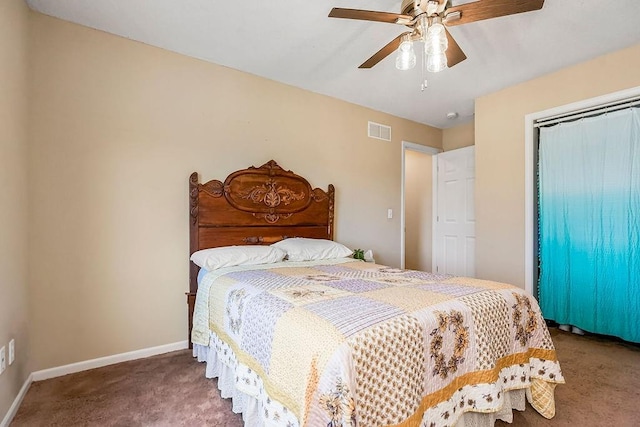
[538, 107, 640, 343]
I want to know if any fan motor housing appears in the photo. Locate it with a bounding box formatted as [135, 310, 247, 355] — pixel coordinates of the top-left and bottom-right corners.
[401, 0, 420, 16]
[402, 0, 447, 16]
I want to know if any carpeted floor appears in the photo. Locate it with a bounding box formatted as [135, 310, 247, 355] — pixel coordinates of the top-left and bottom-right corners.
[10, 327, 640, 426]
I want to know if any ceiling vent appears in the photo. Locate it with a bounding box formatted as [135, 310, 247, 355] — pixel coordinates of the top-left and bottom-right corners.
[368, 121, 392, 141]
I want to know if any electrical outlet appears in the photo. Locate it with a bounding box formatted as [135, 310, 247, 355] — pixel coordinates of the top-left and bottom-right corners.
[9, 339, 15, 365]
[0, 346, 5, 374]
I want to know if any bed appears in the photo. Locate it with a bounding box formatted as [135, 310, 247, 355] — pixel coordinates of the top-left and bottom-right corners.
[188, 160, 564, 427]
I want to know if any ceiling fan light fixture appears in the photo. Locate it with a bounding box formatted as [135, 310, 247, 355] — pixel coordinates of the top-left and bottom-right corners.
[426, 52, 448, 73]
[395, 39, 416, 71]
[329, 0, 548, 89]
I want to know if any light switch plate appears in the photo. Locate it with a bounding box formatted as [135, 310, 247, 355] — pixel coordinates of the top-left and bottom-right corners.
[9, 339, 15, 365]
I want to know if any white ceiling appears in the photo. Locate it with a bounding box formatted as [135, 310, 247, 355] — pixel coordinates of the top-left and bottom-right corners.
[25, 0, 640, 129]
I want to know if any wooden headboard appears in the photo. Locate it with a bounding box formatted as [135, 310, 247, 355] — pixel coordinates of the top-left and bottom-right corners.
[186, 160, 335, 344]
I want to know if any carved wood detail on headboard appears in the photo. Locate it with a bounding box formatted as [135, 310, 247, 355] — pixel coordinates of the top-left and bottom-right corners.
[187, 160, 335, 346]
[190, 160, 333, 225]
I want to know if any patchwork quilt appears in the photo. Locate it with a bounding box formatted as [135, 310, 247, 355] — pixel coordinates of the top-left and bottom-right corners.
[192, 259, 564, 427]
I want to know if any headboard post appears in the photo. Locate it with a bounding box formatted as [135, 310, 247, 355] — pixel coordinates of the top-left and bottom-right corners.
[187, 172, 199, 348]
[189, 172, 200, 295]
[328, 184, 335, 240]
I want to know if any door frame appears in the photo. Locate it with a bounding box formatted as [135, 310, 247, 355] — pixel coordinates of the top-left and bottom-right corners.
[400, 141, 441, 269]
[523, 85, 640, 296]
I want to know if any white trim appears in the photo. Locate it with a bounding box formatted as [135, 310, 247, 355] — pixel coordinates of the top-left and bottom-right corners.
[535, 96, 640, 127]
[31, 340, 188, 381]
[431, 154, 438, 273]
[524, 85, 640, 296]
[0, 374, 33, 427]
[524, 115, 535, 296]
[400, 141, 442, 269]
[402, 141, 441, 155]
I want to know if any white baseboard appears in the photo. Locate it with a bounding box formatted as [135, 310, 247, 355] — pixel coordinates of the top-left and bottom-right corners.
[32, 340, 188, 382]
[1, 373, 33, 427]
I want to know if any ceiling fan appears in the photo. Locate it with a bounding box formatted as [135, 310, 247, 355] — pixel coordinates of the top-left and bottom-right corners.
[329, 0, 545, 76]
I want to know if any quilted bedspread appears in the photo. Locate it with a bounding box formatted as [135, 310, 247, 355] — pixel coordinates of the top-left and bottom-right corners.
[192, 259, 564, 427]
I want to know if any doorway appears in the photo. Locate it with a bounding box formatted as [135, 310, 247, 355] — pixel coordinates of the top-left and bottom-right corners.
[401, 141, 440, 270]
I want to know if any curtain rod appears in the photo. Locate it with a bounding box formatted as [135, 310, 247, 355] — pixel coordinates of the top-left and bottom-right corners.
[535, 97, 640, 128]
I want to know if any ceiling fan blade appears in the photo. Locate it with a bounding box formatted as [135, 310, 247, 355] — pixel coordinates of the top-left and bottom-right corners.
[445, 28, 467, 67]
[329, 8, 412, 24]
[359, 32, 411, 69]
[445, 0, 544, 27]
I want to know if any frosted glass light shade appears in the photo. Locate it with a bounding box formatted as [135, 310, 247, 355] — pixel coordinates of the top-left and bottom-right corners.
[395, 40, 416, 70]
[427, 52, 448, 73]
[425, 22, 448, 55]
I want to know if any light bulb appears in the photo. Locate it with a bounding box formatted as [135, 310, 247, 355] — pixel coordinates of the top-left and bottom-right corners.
[395, 40, 416, 71]
[427, 52, 448, 73]
[425, 22, 448, 55]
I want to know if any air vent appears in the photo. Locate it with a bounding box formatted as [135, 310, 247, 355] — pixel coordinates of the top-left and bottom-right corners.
[368, 121, 392, 141]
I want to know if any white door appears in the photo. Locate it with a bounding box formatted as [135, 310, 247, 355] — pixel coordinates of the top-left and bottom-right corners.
[434, 146, 475, 276]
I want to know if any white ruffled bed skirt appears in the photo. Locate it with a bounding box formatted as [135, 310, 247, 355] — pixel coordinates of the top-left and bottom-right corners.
[193, 342, 263, 426]
[194, 335, 527, 427]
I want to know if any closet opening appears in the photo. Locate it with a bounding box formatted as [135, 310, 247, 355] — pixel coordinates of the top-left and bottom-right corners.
[525, 88, 640, 343]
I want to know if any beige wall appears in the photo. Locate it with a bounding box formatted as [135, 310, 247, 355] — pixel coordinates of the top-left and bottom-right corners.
[0, 0, 30, 419]
[404, 151, 433, 271]
[442, 121, 474, 151]
[27, 14, 441, 370]
[475, 43, 640, 288]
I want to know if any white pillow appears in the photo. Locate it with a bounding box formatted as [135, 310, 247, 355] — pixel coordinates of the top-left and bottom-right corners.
[272, 238, 352, 262]
[190, 245, 286, 270]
